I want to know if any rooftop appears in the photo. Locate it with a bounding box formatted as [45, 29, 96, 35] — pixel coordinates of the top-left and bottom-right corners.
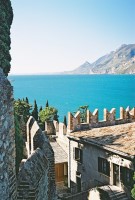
[50, 142, 68, 164]
[69, 122, 135, 157]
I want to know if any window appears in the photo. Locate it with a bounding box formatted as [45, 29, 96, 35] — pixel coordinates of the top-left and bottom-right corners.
[98, 157, 110, 176]
[121, 167, 133, 186]
[74, 147, 83, 163]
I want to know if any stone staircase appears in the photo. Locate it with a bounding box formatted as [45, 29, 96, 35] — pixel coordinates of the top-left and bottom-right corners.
[100, 185, 129, 200]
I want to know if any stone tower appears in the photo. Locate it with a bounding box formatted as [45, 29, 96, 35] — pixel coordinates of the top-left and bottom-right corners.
[0, 1, 16, 199]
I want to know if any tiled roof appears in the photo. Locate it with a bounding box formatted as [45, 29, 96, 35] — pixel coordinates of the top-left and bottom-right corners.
[69, 122, 135, 156]
[50, 142, 68, 164]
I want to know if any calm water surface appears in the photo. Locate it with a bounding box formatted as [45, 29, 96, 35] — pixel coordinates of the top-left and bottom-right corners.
[9, 75, 135, 121]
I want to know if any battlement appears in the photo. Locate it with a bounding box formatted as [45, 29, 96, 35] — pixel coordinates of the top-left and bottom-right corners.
[22, 116, 56, 199]
[68, 106, 135, 132]
[53, 120, 67, 137]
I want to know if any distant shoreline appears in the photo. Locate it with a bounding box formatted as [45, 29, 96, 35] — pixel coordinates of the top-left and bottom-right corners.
[9, 73, 135, 76]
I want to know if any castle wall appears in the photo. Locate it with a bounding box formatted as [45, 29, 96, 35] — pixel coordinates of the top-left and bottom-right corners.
[0, 68, 17, 199]
[45, 121, 56, 135]
[18, 116, 57, 200]
[55, 122, 69, 154]
[17, 149, 49, 200]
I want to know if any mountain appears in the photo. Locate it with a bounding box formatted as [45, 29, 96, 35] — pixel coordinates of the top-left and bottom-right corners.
[65, 44, 135, 74]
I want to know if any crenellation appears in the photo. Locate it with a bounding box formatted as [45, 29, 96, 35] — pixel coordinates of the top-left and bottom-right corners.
[67, 106, 135, 132]
[120, 106, 135, 120]
[53, 120, 59, 132]
[104, 108, 116, 122]
[68, 112, 74, 131]
[45, 121, 56, 135]
[130, 107, 135, 119]
[18, 117, 57, 200]
[90, 109, 99, 124]
[59, 122, 67, 135]
[87, 109, 99, 124]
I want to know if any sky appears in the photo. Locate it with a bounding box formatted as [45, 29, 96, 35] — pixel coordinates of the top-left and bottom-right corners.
[10, 0, 135, 74]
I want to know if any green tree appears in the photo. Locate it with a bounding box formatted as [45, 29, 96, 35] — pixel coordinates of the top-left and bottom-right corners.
[46, 100, 49, 107]
[14, 99, 32, 122]
[31, 100, 38, 121]
[25, 97, 29, 104]
[131, 183, 135, 199]
[39, 106, 58, 123]
[14, 114, 23, 174]
[78, 105, 89, 122]
[63, 115, 67, 127]
[131, 164, 135, 199]
[39, 106, 43, 112]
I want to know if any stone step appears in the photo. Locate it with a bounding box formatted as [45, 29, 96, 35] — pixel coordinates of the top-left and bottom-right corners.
[110, 192, 126, 197]
[99, 185, 129, 200]
[110, 192, 129, 200]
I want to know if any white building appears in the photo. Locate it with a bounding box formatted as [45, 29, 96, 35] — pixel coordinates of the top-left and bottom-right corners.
[68, 122, 135, 199]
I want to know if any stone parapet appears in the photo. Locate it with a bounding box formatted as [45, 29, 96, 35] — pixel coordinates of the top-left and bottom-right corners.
[68, 106, 135, 132]
[17, 148, 49, 199]
[20, 116, 57, 200]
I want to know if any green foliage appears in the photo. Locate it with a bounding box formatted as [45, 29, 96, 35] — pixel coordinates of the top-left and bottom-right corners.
[14, 114, 23, 174]
[131, 185, 135, 199]
[39, 106, 43, 112]
[78, 105, 89, 122]
[53, 111, 59, 122]
[14, 99, 32, 122]
[0, 0, 13, 76]
[25, 97, 29, 104]
[39, 106, 58, 122]
[63, 115, 67, 127]
[31, 100, 38, 121]
[131, 172, 135, 199]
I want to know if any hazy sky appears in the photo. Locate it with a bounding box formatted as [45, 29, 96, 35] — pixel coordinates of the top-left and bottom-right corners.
[10, 0, 135, 74]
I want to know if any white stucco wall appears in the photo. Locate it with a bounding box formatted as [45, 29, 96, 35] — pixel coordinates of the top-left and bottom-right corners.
[68, 139, 133, 193]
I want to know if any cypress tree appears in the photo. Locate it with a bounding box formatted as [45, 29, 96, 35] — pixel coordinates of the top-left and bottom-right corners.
[32, 100, 38, 121]
[25, 97, 29, 104]
[39, 106, 43, 112]
[53, 113, 59, 122]
[14, 114, 23, 174]
[63, 115, 67, 127]
[46, 100, 49, 107]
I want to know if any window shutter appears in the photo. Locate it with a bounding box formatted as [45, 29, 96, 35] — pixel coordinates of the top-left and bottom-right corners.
[98, 157, 101, 172]
[106, 161, 110, 176]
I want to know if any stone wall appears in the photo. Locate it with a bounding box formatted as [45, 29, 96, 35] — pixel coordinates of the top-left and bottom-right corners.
[45, 121, 56, 135]
[0, 68, 17, 199]
[17, 116, 57, 200]
[17, 149, 49, 199]
[68, 107, 135, 132]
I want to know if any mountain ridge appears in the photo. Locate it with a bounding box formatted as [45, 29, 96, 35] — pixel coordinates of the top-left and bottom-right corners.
[64, 44, 135, 74]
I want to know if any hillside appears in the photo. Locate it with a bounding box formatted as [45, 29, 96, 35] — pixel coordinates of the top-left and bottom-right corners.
[65, 44, 135, 74]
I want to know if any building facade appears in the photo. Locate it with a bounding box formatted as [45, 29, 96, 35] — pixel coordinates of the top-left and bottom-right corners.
[68, 122, 135, 198]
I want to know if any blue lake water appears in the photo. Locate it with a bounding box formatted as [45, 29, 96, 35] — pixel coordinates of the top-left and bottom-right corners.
[9, 75, 135, 121]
